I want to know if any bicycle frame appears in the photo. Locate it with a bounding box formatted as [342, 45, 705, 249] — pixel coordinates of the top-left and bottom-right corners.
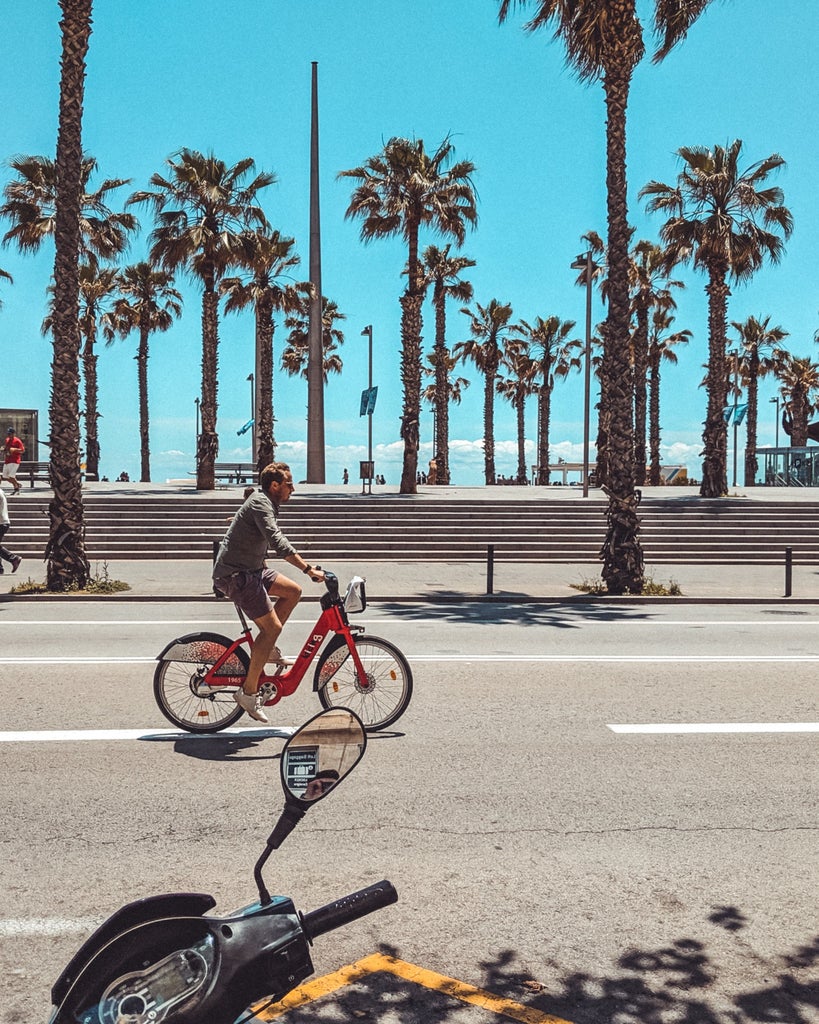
[203, 584, 369, 707]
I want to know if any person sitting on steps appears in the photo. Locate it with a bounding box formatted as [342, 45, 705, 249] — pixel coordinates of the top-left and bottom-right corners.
[212, 461, 325, 723]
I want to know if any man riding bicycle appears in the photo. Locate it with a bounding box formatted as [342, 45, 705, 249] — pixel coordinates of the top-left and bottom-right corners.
[213, 462, 325, 723]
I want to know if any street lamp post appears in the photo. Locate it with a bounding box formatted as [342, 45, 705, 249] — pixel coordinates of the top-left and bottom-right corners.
[769, 395, 780, 448]
[571, 251, 593, 497]
[247, 372, 256, 465]
[246, 372, 255, 464]
[194, 397, 200, 462]
[361, 325, 373, 494]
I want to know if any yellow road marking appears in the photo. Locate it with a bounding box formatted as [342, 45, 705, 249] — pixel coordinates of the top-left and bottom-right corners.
[255, 952, 573, 1023]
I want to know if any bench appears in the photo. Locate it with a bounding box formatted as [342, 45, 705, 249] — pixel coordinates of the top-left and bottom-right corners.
[213, 463, 258, 485]
[16, 461, 51, 488]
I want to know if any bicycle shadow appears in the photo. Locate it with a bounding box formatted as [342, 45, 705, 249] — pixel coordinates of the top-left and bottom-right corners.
[138, 727, 405, 762]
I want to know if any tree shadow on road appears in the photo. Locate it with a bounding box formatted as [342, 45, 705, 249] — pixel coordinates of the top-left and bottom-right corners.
[274, 910, 818, 1023]
[376, 600, 655, 629]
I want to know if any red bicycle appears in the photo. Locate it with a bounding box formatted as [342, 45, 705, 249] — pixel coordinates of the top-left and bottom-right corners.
[153, 571, 412, 734]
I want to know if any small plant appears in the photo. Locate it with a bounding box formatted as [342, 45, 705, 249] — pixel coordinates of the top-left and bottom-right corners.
[10, 561, 130, 595]
[571, 573, 681, 596]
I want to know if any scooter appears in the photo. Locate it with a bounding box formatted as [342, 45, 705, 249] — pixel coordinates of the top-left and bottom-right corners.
[48, 708, 397, 1024]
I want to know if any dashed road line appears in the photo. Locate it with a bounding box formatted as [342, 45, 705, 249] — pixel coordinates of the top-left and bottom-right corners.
[609, 722, 819, 734]
[0, 725, 295, 743]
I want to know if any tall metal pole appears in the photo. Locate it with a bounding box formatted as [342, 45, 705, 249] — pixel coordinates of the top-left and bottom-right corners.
[770, 395, 780, 448]
[730, 350, 739, 487]
[306, 61, 325, 481]
[572, 251, 593, 497]
[194, 397, 200, 455]
[361, 325, 373, 494]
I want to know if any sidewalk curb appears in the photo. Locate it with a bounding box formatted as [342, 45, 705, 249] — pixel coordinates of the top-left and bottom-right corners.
[1, 592, 814, 605]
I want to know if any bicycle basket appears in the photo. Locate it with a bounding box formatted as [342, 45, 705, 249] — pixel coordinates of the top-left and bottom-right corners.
[343, 576, 367, 613]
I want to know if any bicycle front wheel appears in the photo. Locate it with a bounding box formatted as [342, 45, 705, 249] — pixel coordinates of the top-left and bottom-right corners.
[153, 633, 248, 733]
[315, 635, 413, 731]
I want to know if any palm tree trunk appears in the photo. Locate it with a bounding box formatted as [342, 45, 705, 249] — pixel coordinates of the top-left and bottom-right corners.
[600, 63, 642, 594]
[433, 291, 450, 485]
[399, 289, 422, 493]
[137, 324, 150, 482]
[47, 0, 91, 591]
[744, 349, 759, 487]
[648, 351, 661, 486]
[257, 301, 276, 472]
[633, 307, 648, 486]
[82, 329, 100, 480]
[542, 380, 552, 488]
[700, 264, 730, 497]
[515, 395, 526, 483]
[483, 367, 497, 485]
[197, 287, 219, 490]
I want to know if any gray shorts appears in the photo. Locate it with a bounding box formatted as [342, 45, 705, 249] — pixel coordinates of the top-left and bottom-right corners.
[215, 567, 279, 620]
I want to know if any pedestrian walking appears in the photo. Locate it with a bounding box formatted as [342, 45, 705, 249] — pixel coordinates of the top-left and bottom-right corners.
[2, 426, 24, 494]
[0, 488, 22, 573]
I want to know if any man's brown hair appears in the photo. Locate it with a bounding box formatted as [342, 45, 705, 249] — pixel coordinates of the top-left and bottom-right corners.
[260, 461, 291, 491]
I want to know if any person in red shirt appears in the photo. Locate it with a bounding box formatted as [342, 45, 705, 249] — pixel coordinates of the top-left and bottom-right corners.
[3, 427, 24, 494]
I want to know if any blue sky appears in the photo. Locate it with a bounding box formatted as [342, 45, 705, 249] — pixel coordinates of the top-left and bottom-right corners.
[1, 0, 816, 485]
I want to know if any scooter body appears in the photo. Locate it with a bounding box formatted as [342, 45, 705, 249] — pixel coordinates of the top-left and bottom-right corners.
[48, 708, 397, 1024]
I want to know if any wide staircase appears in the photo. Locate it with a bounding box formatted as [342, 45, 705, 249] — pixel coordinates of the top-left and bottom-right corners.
[8, 494, 819, 564]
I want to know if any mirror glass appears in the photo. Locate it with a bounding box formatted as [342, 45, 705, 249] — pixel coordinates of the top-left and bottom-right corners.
[281, 708, 366, 803]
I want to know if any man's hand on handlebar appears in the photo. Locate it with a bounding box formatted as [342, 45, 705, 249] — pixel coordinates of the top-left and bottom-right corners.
[307, 566, 326, 583]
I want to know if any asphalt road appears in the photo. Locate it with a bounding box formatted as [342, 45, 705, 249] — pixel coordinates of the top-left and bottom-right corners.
[1, 599, 817, 1024]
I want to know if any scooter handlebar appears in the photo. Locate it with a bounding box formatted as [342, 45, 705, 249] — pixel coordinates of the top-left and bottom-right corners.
[302, 880, 397, 941]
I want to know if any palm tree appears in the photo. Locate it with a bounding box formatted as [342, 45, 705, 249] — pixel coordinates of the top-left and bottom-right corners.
[42, 0, 92, 590]
[1, 154, 136, 264]
[629, 240, 683, 485]
[497, 348, 538, 484]
[73, 263, 119, 481]
[510, 316, 582, 486]
[498, 1, 714, 593]
[730, 315, 788, 487]
[221, 229, 309, 472]
[647, 310, 691, 485]
[641, 140, 793, 497]
[454, 299, 514, 485]
[281, 295, 346, 381]
[107, 262, 183, 482]
[775, 354, 819, 448]
[421, 244, 475, 484]
[128, 149, 275, 489]
[339, 136, 477, 494]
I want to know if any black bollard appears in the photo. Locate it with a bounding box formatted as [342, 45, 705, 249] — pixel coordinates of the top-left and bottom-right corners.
[486, 544, 494, 595]
[784, 546, 792, 598]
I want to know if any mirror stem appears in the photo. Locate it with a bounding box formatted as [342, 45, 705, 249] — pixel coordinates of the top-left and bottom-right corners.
[254, 803, 307, 905]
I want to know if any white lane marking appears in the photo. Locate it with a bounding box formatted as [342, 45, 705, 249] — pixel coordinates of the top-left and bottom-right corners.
[0, 657, 157, 663]
[6, 617, 819, 627]
[0, 726, 296, 743]
[609, 722, 819, 734]
[5, 618, 383, 627]
[4, 654, 819, 665]
[0, 918, 99, 937]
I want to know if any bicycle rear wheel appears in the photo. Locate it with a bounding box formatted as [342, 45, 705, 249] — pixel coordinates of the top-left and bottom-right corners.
[153, 633, 248, 733]
[315, 634, 412, 732]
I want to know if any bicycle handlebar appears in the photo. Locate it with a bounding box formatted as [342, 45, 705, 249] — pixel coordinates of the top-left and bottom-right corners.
[301, 880, 398, 941]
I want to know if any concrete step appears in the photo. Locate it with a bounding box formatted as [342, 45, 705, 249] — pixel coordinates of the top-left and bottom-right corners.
[8, 495, 819, 564]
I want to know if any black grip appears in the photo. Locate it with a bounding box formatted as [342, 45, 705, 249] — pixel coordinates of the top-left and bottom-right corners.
[302, 880, 397, 941]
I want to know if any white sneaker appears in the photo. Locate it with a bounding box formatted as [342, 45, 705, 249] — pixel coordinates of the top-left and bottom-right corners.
[234, 688, 269, 723]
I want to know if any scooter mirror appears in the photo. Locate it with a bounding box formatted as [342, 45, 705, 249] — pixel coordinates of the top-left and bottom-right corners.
[281, 707, 366, 805]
